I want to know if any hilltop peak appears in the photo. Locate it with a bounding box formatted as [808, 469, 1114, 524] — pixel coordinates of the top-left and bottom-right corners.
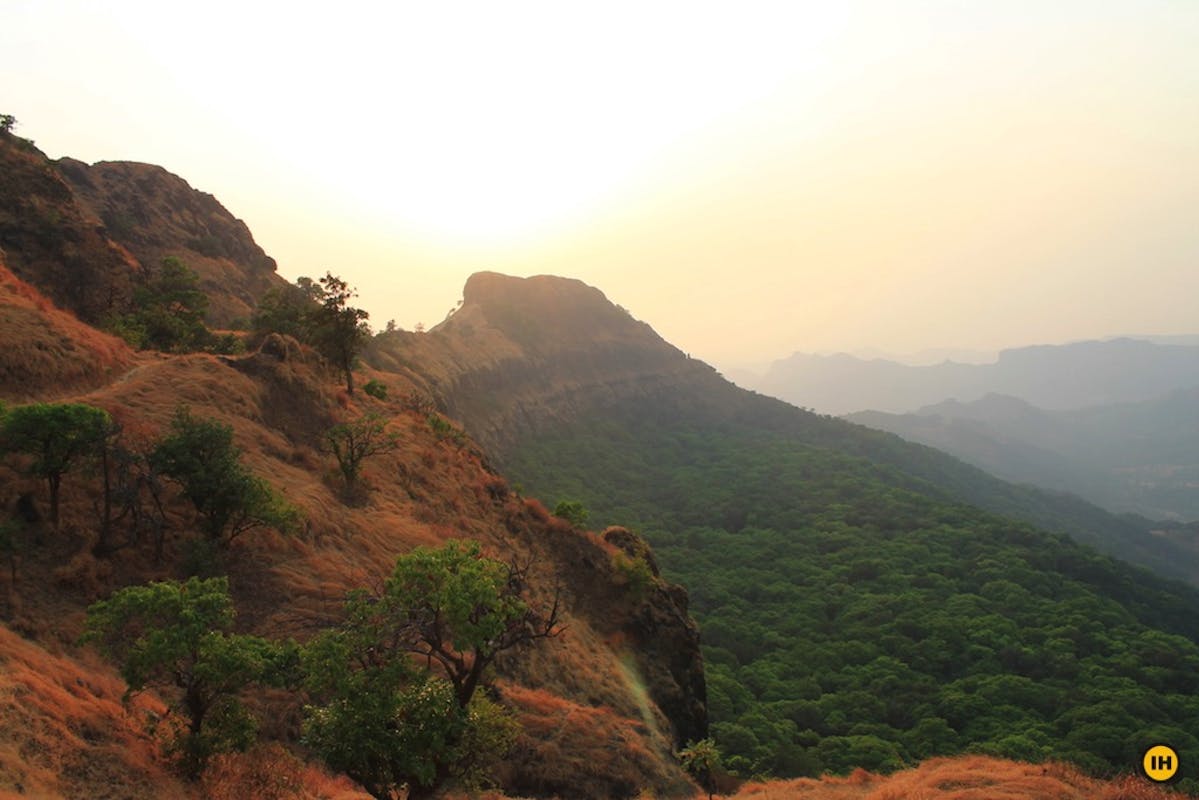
[447, 271, 651, 353]
[462, 271, 601, 304]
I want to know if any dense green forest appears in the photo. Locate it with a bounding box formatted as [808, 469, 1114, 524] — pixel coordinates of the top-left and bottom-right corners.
[503, 408, 1199, 787]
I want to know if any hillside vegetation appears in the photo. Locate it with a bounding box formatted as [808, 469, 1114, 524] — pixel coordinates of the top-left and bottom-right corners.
[372, 273, 1199, 789]
[726, 755, 1181, 800]
[505, 406, 1199, 786]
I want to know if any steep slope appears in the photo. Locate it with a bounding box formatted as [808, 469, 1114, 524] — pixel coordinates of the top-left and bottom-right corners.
[0, 257, 135, 401]
[850, 390, 1199, 521]
[755, 339, 1199, 415]
[0, 133, 140, 323]
[0, 283, 702, 798]
[56, 158, 287, 326]
[370, 272, 1199, 785]
[0, 130, 288, 331]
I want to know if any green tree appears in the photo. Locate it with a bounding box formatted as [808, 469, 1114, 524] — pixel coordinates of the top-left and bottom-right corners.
[152, 407, 297, 544]
[250, 280, 319, 342]
[678, 738, 723, 800]
[302, 540, 559, 799]
[323, 412, 399, 498]
[117, 257, 213, 352]
[0, 402, 111, 528]
[0, 114, 14, 135]
[83, 577, 294, 777]
[552, 499, 589, 528]
[308, 272, 370, 395]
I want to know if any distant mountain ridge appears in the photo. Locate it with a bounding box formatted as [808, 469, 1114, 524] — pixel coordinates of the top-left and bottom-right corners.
[755, 338, 1199, 415]
[849, 388, 1199, 521]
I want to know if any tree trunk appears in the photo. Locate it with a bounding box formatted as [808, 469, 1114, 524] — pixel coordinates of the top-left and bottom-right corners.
[48, 474, 61, 530]
[405, 761, 451, 800]
[96, 446, 112, 555]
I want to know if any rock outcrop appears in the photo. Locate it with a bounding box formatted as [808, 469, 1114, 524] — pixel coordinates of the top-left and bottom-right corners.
[56, 158, 286, 326]
[0, 134, 139, 322]
[368, 271, 743, 455]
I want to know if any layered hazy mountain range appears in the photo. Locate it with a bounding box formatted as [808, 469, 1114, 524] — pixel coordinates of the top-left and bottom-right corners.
[743, 339, 1199, 523]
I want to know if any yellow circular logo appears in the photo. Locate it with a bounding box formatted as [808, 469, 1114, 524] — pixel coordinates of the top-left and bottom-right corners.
[1143, 744, 1179, 782]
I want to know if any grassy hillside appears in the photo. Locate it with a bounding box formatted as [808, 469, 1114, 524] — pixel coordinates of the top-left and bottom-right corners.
[725, 755, 1181, 799]
[503, 403, 1199, 787]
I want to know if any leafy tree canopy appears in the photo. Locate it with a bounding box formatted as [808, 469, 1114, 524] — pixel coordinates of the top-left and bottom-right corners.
[83, 576, 295, 776]
[0, 402, 110, 527]
[552, 499, 589, 528]
[302, 540, 555, 799]
[151, 407, 297, 543]
[112, 257, 215, 352]
[252, 273, 369, 394]
[505, 408, 1199, 786]
[308, 273, 370, 395]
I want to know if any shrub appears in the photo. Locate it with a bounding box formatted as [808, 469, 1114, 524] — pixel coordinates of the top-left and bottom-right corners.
[207, 332, 245, 355]
[553, 500, 589, 528]
[402, 392, 435, 415]
[678, 738, 724, 800]
[363, 379, 388, 400]
[613, 552, 654, 601]
[428, 413, 466, 446]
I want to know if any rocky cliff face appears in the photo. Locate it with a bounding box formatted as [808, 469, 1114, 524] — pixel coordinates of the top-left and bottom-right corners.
[56, 158, 286, 326]
[0, 134, 140, 322]
[0, 132, 287, 329]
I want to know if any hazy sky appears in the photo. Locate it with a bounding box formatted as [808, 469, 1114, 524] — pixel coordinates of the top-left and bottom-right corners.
[4, 1, 1197, 367]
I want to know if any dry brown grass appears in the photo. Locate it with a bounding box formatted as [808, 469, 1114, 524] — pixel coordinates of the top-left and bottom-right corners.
[498, 683, 691, 800]
[725, 756, 1185, 800]
[2, 328, 695, 797]
[0, 622, 183, 799]
[201, 743, 371, 800]
[0, 260, 135, 401]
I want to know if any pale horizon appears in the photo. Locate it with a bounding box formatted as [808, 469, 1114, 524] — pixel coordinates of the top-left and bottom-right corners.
[5, 1, 1197, 366]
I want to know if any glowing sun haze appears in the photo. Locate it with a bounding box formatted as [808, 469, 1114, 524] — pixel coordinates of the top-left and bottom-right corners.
[4, 1, 1197, 367]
